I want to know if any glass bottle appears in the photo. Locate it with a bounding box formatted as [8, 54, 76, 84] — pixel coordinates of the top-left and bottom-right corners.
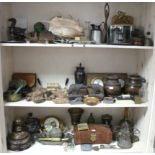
[84, 21, 90, 41]
[87, 113, 95, 124]
[145, 32, 153, 46]
[119, 108, 133, 130]
[74, 63, 86, 84]
[139, 82, 148, 103]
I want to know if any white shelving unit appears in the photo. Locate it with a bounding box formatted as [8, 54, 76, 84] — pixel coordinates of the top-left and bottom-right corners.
[0, 2, 155, 153]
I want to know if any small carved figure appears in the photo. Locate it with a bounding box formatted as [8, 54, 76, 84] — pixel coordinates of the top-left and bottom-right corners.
[8, 18, 26, 42]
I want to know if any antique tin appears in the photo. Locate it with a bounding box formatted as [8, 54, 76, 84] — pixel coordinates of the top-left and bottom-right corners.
[109, 24, 133, 45]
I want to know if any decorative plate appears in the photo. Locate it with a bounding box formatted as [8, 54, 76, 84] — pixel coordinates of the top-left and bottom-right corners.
[44, 117, 59, 132]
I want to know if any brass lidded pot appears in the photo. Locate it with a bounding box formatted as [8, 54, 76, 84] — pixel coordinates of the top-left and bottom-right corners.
[7, 118, 33, 151]
[125, 75, 145, 95]
[104, 75, 122, 97]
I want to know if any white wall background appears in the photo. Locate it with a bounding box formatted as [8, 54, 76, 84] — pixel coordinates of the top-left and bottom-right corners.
[12, 47, 138, 87]
[8, 2, 146, 87]
[1, 2, 148, 84]
[10, 3, 144, 31]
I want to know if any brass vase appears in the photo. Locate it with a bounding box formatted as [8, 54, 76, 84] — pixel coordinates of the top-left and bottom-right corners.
[68, 108, 84, 125]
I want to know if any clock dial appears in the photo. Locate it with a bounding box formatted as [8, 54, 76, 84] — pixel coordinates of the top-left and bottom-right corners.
[44, 117, 59, 132]
[91, 78, 104, 87]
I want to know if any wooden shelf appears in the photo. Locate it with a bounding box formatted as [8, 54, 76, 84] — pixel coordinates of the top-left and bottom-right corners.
[4, 99, 148, 108]
[8, 141, 144, 153]
[0, 43, 154, 50]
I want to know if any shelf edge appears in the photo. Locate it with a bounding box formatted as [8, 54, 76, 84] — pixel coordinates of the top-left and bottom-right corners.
[4, 100, 148, 108]
[0, 43, 154, 50]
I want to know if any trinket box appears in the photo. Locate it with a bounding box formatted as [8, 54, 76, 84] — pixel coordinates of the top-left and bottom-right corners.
[103, 97, 115, 104]
[81, 144, 92, 151]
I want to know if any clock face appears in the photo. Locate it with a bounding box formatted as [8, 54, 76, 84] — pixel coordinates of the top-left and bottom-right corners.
[91, 78, 104, 87]
[44, 117, 59, 132]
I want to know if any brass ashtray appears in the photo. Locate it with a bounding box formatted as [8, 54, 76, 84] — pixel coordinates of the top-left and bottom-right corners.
[83, 96, 99, 106]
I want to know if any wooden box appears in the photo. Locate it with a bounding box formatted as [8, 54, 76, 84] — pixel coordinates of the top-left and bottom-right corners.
[74, 124, 112, 144]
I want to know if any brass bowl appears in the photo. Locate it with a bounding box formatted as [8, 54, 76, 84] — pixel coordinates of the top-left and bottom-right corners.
[83, 96, 99, 106]
[4, 91, 22, 102]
